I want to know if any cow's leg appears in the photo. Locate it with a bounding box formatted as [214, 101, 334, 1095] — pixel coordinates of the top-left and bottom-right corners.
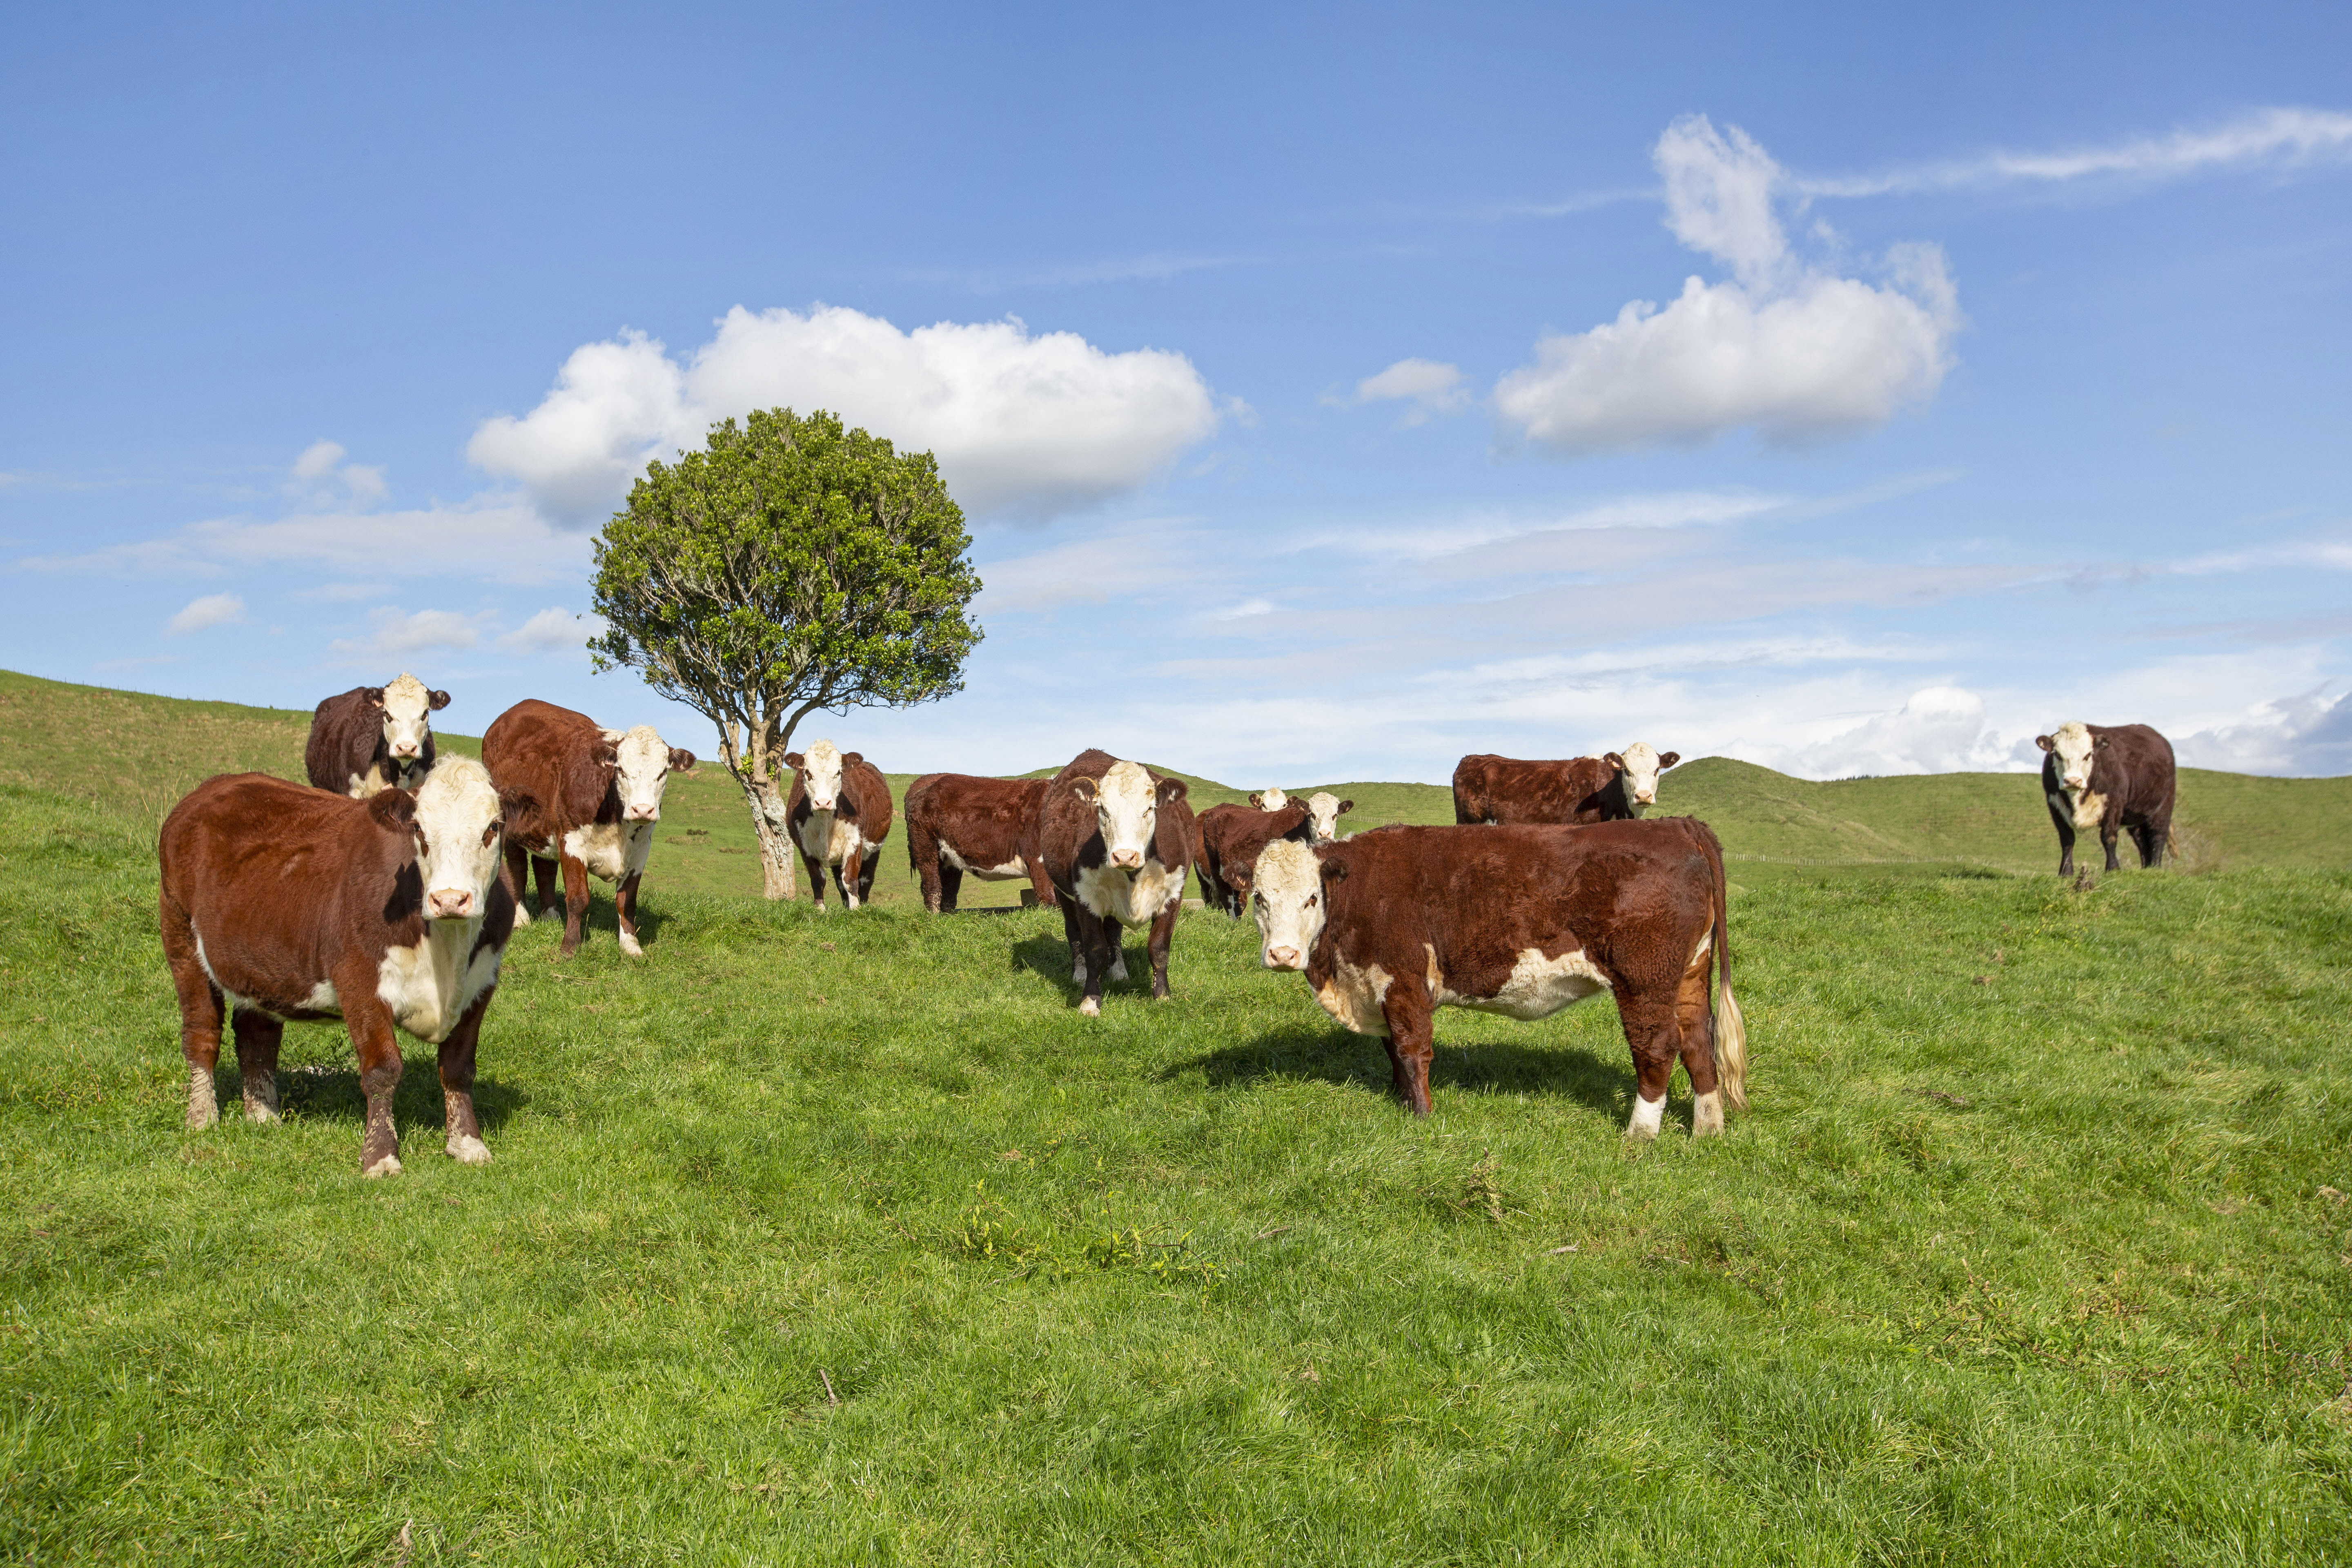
[1106, 915, 1131, 984]
[342, 985, 405, 1177]
[2051, 809, 2075, 876]
[160, 897, 224, 1130]
[557, 853, 591, 957]
[615, 871, 644, 958]
[532, 853, 561, 920]
[1076, 906, 1114, 1017]
[1618, 996, 1681, 1141]
[911, 826, 944, 912]
[836, 848, 860, 910]
[437, 987, 494, 1165]
[936, 861, 964, 914]
[1379, 986, 1435, 1117]
[856, 848, 880, 907]
[802, 851, 829, 910]
[501, 841, 534, 926]
[1147, 896, 1180, 1000]
[1025, 858, 1059, 911]
[2100, 818, 2123, 873]
[232, 1008, 284, 1124]
[1675, 946, 1724, 1137]
[2134, 822, 2167, 869]
[1061, 896, 1088, 984]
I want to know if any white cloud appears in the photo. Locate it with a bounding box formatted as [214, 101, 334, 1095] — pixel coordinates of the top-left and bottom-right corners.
[1495, 116, 1961, 454]
[467, 305, 1225, 526]
[164, 592, 247, 635]
[1800, 106, 2352, 199]
[972, 520, 1217, 614]
[1349, 358, 1468, 423]
[2175, 687, 2352, 776]
[331, 607, 484, 661]
[1323, 489, 1788, 564]
[287, 440, 388, 508]
[498, 606, 602, 655]
[1209, 597, 1278, 621]
[1776, 686, 2021, 777]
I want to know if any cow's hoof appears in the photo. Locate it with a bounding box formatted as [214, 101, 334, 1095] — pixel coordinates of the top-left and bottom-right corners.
[445, 1134, 492, 1165]
[1109, 961, 1131, 982]
[185, 1104, 218, 1131]
[186, 1068, 219, 1130]
[1692, 1091, 1726, 1138]
[1071, 964, 1087, 986]
[243, 1102, 279, 1125]
[1079, 996, 1101, 1017]
[618, 934, 644, 958]
[510, 905, 532, 926]
[362, 1153, 404, 1178]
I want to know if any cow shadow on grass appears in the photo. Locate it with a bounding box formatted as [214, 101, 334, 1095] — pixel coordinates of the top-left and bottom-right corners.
[1171, 1024, 1631, 1121]
[211, 1054, 529, 1133]
[515, 891, 670, 950]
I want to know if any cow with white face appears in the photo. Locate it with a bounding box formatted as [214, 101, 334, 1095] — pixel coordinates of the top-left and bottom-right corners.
[304, 673, 452, 797]
[1038, 749, 1198, 1016]
[1304, 791, 1354, 842]
[2034, 721, 2175, 875]
[1248, 788, 1291, 811]
[1452, 744, 1680, 826]
[158, 755, 521, 1175]
[772, 739, 894, 910]
[1602, 744, 1680, 815]
[481, 699, 697, 958]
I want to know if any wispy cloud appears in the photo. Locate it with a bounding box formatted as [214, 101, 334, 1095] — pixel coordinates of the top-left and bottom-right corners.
[330, 606, 488, 662]
[164, 592, 247, 635]
[1303, 488, 1791, 564]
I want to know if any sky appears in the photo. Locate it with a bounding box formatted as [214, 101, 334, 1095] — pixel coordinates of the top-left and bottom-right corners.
[4, 2, 2350, 784]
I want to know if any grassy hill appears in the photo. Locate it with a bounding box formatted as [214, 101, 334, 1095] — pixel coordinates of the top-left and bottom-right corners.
[8, 669, 2348, 911]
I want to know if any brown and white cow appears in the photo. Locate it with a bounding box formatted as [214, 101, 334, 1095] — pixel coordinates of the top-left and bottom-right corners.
[1038, 749, 1198, 1015]
[904, 773, 1057, 913]
[158, 757, 519, 1176]
[304, 673, 451, 797]
[2035, 721, 2176, 875]
[481, 699, 695, 958]
[1248, 788, 1291, 811]
[771, 740, 894, 910]
[1304, 790, 1354, 842]
[1250, 819, 1746, 1135]
[1451, 744, 1680, 826]
[1193, 799, 1312, 917]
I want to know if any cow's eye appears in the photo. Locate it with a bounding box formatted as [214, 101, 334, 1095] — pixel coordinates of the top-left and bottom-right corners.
[1305, 895, 1317, 908]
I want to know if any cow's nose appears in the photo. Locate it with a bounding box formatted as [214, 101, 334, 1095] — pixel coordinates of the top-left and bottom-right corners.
[628, 804, 657, 820]
[1266, 946, 1301, 969]
[393, 743, 419, 757]
[1111, 849, 1143, 869]
[427, 889, 475, 919]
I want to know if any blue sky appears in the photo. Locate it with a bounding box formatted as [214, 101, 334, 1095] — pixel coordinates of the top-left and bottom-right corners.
[5, 2, 2349, 783]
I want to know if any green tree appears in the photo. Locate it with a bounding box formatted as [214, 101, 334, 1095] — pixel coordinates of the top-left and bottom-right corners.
[589, 408, 983, 899]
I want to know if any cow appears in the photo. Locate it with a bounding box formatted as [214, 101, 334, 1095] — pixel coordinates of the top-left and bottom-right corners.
[480, 699, 695, 958]
[1037, 749, 1198, 1016]
[1304, 791, 1354, 842]
[2034, 722, 2176, 875]
[1451, 744, 1681, 826]
[903, 773, 1058, 913]
[304, 673, 451, 797]
[770, 740, 894, 910]
[1193, 799, 1312, 917]
[1249, 818, 1746, 1136]
[1248, 788, 1291, 811]
[157, 757, 519, 1176]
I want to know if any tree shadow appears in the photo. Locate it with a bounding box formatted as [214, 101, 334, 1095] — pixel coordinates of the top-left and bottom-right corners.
[214, 1052, 529, 1132]
[1169, 1023, 1632, 1121]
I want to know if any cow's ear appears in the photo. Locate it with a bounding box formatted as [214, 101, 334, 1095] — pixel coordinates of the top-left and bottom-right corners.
[842, 751, 863, 766]
[1658, 752, 1680, 770]
[366, 789, 416, 830]
[2094, 734, 2110, 749]
[1338, 799, 1354, 814]
[1071, 777, 1098, 805]
[363, 686, 385, 705]
[668, 748, 696, 772]
[782, 751, 804, 771]
[497, 786, 537, 820]
[428, 689, 452, 710]
[1158, 777, 1189, 805]
[1246, 792, 1263, 808]
[599, 727, 626, 744]
[2034, 735, 2055, 753]
[1320, 857, 1348, 883]
[1603, 752, 1626, 771]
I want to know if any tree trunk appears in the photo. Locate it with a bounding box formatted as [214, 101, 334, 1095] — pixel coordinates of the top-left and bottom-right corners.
[719, 719, 800, 900]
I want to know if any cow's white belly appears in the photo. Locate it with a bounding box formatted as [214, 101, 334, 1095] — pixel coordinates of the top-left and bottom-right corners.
[2064, 787, 2107, 831]
[1074, 858, 1185, 925]
[1315, 956, 1395, 1037]
[1441, 945, 1612, 1021]
[941, 842, 1027, 879]
[553, 821, 655, 883]
[375, 918, 502, 1043]
[795, 807, 868, 867]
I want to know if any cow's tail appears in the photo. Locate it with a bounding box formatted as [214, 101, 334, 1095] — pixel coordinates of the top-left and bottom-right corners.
[1693, 820, 1748, 1113]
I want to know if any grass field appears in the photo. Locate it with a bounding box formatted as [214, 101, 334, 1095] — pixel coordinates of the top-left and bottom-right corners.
[4, 670, 2352, 1563]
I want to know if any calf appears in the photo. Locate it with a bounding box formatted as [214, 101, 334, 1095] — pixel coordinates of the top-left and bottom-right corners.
[481, 699, 695, 957]
[158, 757, 519, 1176]
[904, 773, 1057, 913]
[305, 673, 450, 797]
[1248, 788, 1291, 811]
[1193, 799, 1312, 917]
[1304, 791, 1354, 842]
[1250, 819, 1746, 1135]
[2035, 722, 2176, 875]
[1038, 749, 1198, 1015]
[1451, 744, 1680, 825]
[772, 740, 894, 910]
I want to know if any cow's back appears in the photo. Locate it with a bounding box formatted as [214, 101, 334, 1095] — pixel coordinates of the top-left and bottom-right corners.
[1451, 754, 1617, 826]
[907, 773, 1045, 861]
[483, 699, 610, 840]
[844, 756, 895, 842]
[304, 689, 379, 793]
[2094, 723, 2177, 816]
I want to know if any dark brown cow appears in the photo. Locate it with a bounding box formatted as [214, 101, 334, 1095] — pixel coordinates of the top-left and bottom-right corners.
[904, 773, 1058, 913]
[1193, 799, 1312, 917]
[158, 757, 519, 1176]
[772, 739, 893, 910]
[1452, 743, 1681, 825]
[2034, 721, 2176, 874]
[1250, 818, 1746, 1135]
[1037, 749, 1198, 1016]
[304, 673, 450, 797]
[481, 699, 695, 958]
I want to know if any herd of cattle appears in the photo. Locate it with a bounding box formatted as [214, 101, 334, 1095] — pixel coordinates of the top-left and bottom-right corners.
[155, 675, 2183, 1176]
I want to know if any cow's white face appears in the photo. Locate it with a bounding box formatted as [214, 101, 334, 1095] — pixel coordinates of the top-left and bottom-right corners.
[1252, 839, 1326, 971]
[1090, 760, 1158, 871]
[380, 672, 445, 763]
[1250, 788, 1290, 812]
[792, 739, 846, 811]
[1306, 791, 1352, 842]
[604, 725, 677, 822]
[2040, 722, 2097, 792]
[411, 756, 506, 921]
[1606, 742, 1680, 813]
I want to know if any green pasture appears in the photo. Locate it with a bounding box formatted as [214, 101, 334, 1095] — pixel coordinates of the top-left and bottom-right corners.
[3, 668, 2351, 1564]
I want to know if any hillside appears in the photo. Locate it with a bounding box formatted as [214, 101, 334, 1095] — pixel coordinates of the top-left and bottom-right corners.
[6, 669, 2349, 905]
